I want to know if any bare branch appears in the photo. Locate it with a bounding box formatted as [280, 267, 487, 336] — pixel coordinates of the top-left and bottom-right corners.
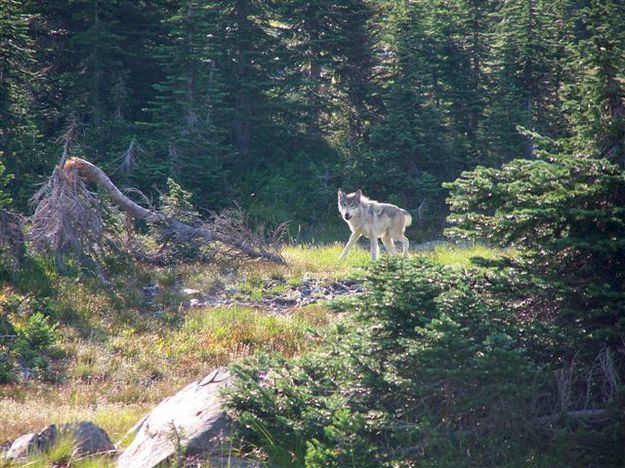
[30, 157, 285, 266]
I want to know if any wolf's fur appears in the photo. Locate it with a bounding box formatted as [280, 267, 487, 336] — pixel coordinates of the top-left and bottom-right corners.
[338, 189, 412, 261]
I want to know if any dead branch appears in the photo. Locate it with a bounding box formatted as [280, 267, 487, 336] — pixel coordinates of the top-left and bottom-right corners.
[62, 158, 161, 222]
[30, 164, 106, 266]
[30, 157, 285, 265]
[535, 409, 609, 425]
[119, 138, 144, 176]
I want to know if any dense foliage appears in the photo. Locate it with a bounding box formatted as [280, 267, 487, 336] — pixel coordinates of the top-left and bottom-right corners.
[446, 154, 625, 359]
[226, 254, 624, 466]
[0, 0, 622, 238]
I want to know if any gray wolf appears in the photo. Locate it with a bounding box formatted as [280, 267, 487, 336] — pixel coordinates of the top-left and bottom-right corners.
[338, 189, 412, 261]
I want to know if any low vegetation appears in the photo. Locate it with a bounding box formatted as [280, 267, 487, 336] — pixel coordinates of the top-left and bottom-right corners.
[223, 153, 625, 466]
[0, 245, 345, 444]
[0, 242, 505, 450]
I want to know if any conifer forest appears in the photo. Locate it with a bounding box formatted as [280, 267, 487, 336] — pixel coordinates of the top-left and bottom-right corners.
[0, 0, 624, 466]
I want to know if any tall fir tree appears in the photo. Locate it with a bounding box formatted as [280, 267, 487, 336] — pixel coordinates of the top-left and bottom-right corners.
[486, 0, 567, 162]
[146, 0, 233, 208]
[0, 0, 48, 208]
[561, 0, 625, 160]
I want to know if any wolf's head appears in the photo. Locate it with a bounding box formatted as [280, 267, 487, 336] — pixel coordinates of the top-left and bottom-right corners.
[338, 188, 362, 221]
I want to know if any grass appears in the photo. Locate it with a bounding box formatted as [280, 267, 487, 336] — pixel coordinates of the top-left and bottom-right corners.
[282, 243, 371, 280]
[0, 241, 511, 461]
[0, 393, 150, 446]
[429, 243, 516, 268]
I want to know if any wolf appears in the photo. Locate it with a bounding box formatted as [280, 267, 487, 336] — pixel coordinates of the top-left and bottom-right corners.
[338, 189, 412, 261]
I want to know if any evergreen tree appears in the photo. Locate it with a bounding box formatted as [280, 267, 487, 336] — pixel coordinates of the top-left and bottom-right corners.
[275, 0, 376, 143]
[446, 151, 625, 357]
[0, 0, 48, 208]
[27, 0, 169, 167]
[486, 0, 567, 162]
[146, 0, 233, 208]
[218, 0, 282, 167]
[561, 0, 625, 159]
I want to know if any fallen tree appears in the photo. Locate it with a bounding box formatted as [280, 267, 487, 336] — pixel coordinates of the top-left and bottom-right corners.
[29, 157, 285, 267]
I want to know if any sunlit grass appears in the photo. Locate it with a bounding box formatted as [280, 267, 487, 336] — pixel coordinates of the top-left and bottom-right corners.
[159, 305, 329, 364]
[0, 393, 150, 444]
[428, 243, 516, 268]
[0, 240, 513, 457]
[282, 243, 370, 279]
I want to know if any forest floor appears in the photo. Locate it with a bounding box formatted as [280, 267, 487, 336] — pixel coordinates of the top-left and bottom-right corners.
[0, 242, 507, 453]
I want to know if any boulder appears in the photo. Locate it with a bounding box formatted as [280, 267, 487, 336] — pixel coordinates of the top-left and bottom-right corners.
[117, 368, 232, 468]
[4, 422, 114, 461]
[4, 424, 57, 460]
[63, 421, 115, 457]
[5, 432, 39, 460]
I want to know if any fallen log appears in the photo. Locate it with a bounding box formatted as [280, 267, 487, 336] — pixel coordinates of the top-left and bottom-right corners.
[30, 157, 285, 265]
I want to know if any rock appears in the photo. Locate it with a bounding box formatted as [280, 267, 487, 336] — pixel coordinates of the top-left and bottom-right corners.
[63, 421, 115, 457]
[4, 422, 114, 461]
[5, 424, 57, 460]
[117, 368, 232, 468]
[5, 432, 38, 460]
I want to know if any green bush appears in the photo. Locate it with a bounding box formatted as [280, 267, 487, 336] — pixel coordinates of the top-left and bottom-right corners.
[0, 301, 59, 382]
[445, 154, 625, 359]
[226, 258, 547, 466]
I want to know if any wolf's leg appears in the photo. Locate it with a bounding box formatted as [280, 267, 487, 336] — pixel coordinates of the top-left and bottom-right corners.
[369, 236, 379, 261]
[401, 235, 409, 254]
[382, 235, 398, 255]
[340, 232, 361, 260]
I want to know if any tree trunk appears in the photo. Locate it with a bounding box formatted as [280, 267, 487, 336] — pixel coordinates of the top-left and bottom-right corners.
[62, 157, 285, 264]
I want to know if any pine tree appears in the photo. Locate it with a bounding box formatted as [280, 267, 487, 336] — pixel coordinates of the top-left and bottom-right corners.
[0, 0, 48, 209]
[275, 0, 376, 142]
[146, 0, 233, 208]
[217, 0, 282, 167]
[486, 0, 567, 162]
[27, 0, 169, 168]
[561, 0, 625, 159]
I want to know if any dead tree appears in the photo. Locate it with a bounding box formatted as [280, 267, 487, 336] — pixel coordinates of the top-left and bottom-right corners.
[30, 157, 285, 266]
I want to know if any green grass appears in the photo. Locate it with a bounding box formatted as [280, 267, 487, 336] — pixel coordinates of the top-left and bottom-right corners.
[0, 241, 512, 457]
[282, 243, 370, 280]
[428, 243, 516, 268]
[160, 305, 329, 363]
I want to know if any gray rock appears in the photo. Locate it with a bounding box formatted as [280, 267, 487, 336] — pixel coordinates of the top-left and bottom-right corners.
[5, 424, 57, 460]
[4, 422, 114, 461]
[117, 368, 232, 468]
[5, 432, 38, 460]
[63, 421, 115, 457]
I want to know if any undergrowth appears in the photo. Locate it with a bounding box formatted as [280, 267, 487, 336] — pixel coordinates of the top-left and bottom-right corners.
[1, 242, 514, 464]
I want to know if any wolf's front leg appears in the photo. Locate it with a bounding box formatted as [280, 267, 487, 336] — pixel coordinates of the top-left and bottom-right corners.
[340, 232, 361, 260]
[369, 236, 379, 261]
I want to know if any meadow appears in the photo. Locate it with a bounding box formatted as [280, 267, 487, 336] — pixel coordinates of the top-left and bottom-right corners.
[0, 243, 499, 450]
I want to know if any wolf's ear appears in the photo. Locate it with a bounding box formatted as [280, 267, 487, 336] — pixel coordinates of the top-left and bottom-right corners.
[338, 188, 344, 198]
[355, 189, 362, 199]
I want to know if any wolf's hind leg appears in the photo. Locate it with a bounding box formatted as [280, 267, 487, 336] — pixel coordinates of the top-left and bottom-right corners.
[401, 235, 409, 254]
[382, 235, 398, 255]
[369, 236, 379, 261]
[340, 232, 361, 260]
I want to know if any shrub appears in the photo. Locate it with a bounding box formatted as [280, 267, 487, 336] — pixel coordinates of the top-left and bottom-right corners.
[445, 153, 625, 359]
[1, 305, 59, 381]
[225, 258, 545, 466]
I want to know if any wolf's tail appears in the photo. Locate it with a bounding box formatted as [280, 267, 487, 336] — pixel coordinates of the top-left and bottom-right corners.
[402, 210, 412, 227]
